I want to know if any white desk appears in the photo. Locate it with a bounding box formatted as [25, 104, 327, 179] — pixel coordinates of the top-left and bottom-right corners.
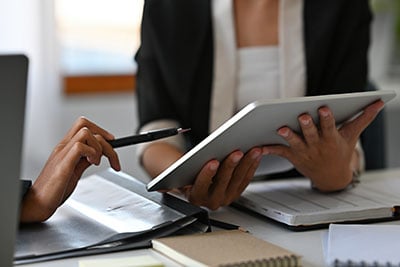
[17, 168, 400, 267]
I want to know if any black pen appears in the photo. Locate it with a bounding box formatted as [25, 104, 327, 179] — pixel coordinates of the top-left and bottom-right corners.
[209, 219, 248, 232]
[108, 127, 190, 148]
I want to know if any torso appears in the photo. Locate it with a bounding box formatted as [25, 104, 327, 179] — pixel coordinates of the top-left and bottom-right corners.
[234, 0, 280, 110]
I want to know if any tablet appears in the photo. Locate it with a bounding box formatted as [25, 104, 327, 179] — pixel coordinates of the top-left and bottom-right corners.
[147, 90, 396, 191]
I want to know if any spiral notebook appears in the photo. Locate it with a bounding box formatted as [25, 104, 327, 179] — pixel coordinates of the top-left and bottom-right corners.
[152, 230, 301, 267]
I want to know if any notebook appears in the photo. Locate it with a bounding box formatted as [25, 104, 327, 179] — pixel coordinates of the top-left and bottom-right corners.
[147, 90, 396, 191]
[324, 224, 400, 267]
[0, 54, 28, 267]
[151, 230, 301, 267]
[234, 174, 400, 230]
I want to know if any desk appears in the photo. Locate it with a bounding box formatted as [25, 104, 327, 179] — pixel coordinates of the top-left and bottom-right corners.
[18, 168, 400, 267]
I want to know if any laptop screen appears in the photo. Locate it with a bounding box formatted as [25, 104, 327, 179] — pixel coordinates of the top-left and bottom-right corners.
[0, 54, 28, 267]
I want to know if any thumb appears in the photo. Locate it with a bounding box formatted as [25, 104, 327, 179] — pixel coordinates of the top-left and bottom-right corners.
[340, 100, 384, 143]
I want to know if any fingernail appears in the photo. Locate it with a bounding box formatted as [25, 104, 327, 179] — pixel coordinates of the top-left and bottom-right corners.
[209, 161, 219, 171]
[300, 117, 310, 125]
[252, 150, 261, 159]
[278, 128, 290, 137]
[232, 154, 243, 163]
[320, 109, 330, 118]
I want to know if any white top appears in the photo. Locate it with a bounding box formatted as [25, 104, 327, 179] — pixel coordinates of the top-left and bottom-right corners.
[236, 46, 280, 111]
[210, 0, 305, 131]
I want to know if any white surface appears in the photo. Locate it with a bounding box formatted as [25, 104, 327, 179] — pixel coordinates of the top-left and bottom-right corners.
[17, 168, 400, 267]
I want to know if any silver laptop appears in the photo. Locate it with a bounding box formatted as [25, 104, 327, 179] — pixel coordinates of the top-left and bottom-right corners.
[0, 55, 28, 267]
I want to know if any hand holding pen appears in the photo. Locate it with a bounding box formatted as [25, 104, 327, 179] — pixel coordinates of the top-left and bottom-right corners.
[108, 127, 191, 148]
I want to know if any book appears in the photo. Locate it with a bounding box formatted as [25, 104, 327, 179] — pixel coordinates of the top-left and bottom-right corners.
[324, 224, 400, 267]
[15, 169, 210, 265]
[151, 230, 301, 267]
[233, 171, 400, 230]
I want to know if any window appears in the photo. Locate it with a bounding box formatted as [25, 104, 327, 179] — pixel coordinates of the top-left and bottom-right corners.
[55, 0, 144, 93]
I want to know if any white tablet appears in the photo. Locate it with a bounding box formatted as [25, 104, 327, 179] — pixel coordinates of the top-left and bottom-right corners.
[147, 90, 396, 191]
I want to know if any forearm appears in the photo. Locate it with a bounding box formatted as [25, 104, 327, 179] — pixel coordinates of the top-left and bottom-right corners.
[19, 186, 55, 223]
[142, 142, 184, 178]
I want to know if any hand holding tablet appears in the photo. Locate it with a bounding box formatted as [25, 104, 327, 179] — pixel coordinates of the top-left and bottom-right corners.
[147, 91, 396, 196]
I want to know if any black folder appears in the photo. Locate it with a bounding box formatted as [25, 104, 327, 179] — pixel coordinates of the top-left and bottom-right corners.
[15, 169, 210, 265]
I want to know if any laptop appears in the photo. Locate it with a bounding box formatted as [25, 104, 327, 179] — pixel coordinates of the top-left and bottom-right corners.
[0, 55, 28, 267]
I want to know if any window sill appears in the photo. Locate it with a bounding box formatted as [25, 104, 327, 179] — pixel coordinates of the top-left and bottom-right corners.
[63, 73, 136, 94]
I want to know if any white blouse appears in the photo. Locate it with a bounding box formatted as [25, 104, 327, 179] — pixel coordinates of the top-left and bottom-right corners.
[236, 46, 280, 111]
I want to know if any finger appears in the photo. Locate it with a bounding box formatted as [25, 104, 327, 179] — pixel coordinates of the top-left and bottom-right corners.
[224, 153, 262, 205]
[188, 160, 219, 207]
[262, 145, 296, 165]
[96, 135, 121, 171]
[62, 146, 98, 202]
[58, 127, 103, 165]
[237, 155, 262, 195]
[225, 148, 261, 200]
[52, 142, 98, 201]
[340, 100, 384, 143]
[76, 128, 104, 165]
[318, 106, 337, 139]
[298, 113, 319, 145]
[277, 126, 306, 150]
[64, 141, 98, 170]
[208, 151, 243, 209]
[61, 117, 114, 144]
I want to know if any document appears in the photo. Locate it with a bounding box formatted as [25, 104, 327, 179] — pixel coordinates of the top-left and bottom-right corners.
[234, 172, 400, 229]
[15, 169, 210, 264]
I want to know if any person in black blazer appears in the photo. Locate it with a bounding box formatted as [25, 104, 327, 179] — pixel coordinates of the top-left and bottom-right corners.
[135, 0, 385, 210]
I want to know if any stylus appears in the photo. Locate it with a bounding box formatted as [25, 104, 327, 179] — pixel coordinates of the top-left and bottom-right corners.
[108, 127, 191, 148]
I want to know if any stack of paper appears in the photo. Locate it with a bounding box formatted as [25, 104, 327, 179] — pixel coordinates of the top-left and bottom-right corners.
[324, 224, 400, 267]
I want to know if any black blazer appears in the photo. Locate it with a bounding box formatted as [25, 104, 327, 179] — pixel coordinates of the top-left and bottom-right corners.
[136, 0, 384, 169]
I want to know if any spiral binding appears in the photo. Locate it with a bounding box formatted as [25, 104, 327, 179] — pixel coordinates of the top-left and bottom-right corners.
[334, 259, 400, 267]
[220, 255, 300, 267]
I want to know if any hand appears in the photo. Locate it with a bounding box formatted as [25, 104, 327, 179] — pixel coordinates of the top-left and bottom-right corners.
[262, 100, 384, 192]
[20, 117, 121, 223]
[182, 147, 263, 210]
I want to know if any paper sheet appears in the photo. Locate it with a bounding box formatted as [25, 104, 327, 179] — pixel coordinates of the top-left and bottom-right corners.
[325, 224, 400, 266]
[15, 175, 186, 259]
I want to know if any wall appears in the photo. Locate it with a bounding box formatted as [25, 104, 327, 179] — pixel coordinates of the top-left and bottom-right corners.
[0, 0, 148, 182]
[0, 0, 61, 180]
[370, 4, 400, 169]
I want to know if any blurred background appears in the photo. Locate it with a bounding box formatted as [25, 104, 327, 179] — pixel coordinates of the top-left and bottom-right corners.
[0, 0, 399, 182]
